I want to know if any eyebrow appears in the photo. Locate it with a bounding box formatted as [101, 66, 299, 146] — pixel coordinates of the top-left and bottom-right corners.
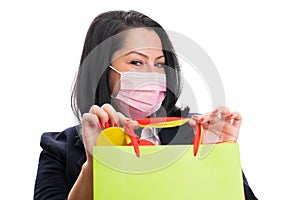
[124, 51, 165, 60]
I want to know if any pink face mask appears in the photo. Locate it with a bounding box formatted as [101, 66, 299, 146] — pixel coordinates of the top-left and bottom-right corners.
[110, 65, 166, 119]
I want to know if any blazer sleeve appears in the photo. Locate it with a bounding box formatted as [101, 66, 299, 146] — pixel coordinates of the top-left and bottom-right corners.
[34, 132, 69, 200]
[243, 171, 258, 200]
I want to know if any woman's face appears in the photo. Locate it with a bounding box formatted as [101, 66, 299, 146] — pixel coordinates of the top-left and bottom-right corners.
[109, 28, 166, 96]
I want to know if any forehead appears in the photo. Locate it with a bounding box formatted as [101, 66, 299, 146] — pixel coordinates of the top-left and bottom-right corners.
[124, 28, 162, 50]
[113, 28, 163, 60]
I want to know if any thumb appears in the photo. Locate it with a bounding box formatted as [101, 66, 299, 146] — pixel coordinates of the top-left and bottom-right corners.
[116, 112, 131, 126]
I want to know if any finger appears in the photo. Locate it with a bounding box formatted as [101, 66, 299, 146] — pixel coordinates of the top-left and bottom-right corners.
[81, 113, 101, 159]
[218, 106, 230, 120]
[202, 128, 224, 144]
[231, 111, 242, 128]
[82, 113, 99, 128]
[218, 123, 239, 138]
[188, 118, 197, 127]
[124, 119, 139, 135]
[116, 112, 130, 126]
[101, 103, 118, 127]
[193, 112, 211, 124]
[191, 115, 205, 124]
[206, 118, 238, 138]
[89, 105, 109, 128]
[192, 110, 219, 126]
[190, 115, 205, 136]
[212, 108, 219, 114]
[210, 108, 222, 124]
[204, 127, 237, 143]
[226, 113, 233, 123]
[210, 107, 231, 124]
[219, 131, 238, 142]
[219, 106, 230, 115]
[188, 117, 202, 136]
[126, 120, 138, 128]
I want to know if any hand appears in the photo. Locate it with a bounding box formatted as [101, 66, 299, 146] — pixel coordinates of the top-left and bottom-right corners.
[81, 103, 129, 162]
[189, 107, 242, 144]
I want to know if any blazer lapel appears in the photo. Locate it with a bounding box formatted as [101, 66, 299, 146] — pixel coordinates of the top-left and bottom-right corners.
[74, 134, 86, 169]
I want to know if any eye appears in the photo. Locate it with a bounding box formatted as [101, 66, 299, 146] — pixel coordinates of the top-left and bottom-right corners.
[130, 60, 143, 66]
[154, 63, 165, 68]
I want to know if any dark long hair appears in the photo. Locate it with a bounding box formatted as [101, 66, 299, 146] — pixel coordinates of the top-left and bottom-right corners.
[71, 10, 189, 122]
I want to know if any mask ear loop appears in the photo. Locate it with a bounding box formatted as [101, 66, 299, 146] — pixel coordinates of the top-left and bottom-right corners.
[109, 65, 125, 77]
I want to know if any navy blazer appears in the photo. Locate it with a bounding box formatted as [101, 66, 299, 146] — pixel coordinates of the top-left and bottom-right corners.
[34, 123, 257, 199]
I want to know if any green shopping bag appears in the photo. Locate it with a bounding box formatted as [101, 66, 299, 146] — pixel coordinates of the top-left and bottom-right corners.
[93, 143, 245, 199]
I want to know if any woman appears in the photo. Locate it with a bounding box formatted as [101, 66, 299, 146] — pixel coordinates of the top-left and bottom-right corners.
[34, 10, 257, 199]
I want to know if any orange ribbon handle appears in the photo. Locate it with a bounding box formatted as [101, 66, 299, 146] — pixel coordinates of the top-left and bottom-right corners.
[137, 117, 203, 156]
[192, 123, 203, 156]
[124, 123, 141, 158]
[136, 117, 184, 125]
[120, 117, 236, 158]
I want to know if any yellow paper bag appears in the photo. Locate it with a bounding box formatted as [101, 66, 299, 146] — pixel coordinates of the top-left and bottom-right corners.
[93, 143, 245, 200]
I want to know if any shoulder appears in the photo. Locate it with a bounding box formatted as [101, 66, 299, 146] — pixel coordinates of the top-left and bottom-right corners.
[35, 126, 84, 199]
[40, 126, 77, 146]
[40, 126, 84, 155]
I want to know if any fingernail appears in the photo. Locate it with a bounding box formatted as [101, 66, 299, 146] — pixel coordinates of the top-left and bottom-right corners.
[227, 114, 233, 118]
[189, 120, 196, 126]
[114, 122, 119, 127]
[97, 121, 102, 128]
[213, 109, 219, 114]
[104, 122, 109, 128]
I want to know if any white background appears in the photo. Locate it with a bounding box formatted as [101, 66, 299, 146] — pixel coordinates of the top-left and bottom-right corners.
[1, 0, 299, 199]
